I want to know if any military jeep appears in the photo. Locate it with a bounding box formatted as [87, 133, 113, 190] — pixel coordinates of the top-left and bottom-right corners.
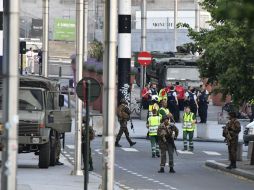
[0, 76, 72, 168]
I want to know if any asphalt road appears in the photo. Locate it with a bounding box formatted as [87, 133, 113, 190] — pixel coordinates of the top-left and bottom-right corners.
[63, 134, 254, 190]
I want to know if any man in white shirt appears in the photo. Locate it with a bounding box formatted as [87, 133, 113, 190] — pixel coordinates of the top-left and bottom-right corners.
[26, 47, 35, 74]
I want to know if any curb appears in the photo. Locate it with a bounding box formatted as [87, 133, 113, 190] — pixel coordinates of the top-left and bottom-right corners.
[205, 160, 254, 181]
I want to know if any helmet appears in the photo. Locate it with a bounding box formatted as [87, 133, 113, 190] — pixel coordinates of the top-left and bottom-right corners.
[151, 95, 159, 102]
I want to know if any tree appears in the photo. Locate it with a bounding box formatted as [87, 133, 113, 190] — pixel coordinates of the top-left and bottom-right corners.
[179, 0, 254, 104]
[180, 0, 254, 165]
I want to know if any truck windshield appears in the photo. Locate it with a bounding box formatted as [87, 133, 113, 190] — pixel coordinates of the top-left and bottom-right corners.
[19, 89, 43, 111]
[166, 67, 200, 81]
[0, 89, 43, 111]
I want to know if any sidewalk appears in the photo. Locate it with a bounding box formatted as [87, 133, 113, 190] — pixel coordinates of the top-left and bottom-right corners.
[0, 153, 123, 190]
[205, 160, 254, 181]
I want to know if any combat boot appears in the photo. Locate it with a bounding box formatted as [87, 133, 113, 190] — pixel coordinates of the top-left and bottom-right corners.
[231, 161, 237, 169]
[169, 167, 176, 173]
[158, 167, 165, 173]
[89, 165, 94, 171]
[226, 162, 233, 169]
[115, 142, 122, 147]
[130, 142, 136, 147]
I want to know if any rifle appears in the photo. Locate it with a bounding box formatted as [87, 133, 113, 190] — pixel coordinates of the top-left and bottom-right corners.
[167, 137, 178, 156]
[222, 125, 232, 145]
[130, 117, 135, 133]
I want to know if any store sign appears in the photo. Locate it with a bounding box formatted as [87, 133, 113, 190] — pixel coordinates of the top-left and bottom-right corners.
[31, 19, 43, 38]
[135, 11, 195, 30]
[53, 18, 76, 41]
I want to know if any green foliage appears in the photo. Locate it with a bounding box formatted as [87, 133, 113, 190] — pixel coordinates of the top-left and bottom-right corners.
[88, 39, 103, 61]
[180, 0, 254, 104]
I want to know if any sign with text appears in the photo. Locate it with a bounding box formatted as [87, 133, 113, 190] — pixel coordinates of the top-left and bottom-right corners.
[138, 51, 152, 66]
[53, 18, 75, 41]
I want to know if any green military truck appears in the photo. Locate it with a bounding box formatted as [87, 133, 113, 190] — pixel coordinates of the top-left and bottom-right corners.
[0, 76, 72, 168]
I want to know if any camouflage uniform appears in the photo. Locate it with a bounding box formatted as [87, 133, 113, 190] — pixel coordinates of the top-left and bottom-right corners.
[116, 103, 135, 146]
[157, 123, 179, 168]
[223, 117, 241, 169]
[55, 132, 63, 165]
[82, 125, 95, 171]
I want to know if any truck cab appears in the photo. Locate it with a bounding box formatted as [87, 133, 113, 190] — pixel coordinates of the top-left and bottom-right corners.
[0, 76, 72, 168]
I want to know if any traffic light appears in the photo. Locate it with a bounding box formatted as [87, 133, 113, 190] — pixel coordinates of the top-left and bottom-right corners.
[19, 41, 26, 54]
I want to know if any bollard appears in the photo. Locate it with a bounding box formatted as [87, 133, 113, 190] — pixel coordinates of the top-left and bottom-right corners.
[237, 141, 243, 161]
[248, 141, 254, 160]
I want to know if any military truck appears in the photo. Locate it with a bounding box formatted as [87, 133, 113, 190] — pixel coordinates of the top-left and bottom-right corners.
[135, 51, 201, 90]
[0, 76, 72, 168]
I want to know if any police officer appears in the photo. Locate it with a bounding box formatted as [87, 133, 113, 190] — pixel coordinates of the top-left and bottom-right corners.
[198, 85, 209, 123]
[115, 99, 136, 147]
[157, 115, 179, 173]
[167, 86, 179, 122]
[147, 109, 161, 158]
[82, 117, 95, 171]
[223, 112, 241, 169]
[185, 86, 198, 116]
[182, 106, 196, 151]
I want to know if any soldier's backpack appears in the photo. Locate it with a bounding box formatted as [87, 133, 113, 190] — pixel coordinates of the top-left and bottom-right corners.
[117, 104, 130, 121]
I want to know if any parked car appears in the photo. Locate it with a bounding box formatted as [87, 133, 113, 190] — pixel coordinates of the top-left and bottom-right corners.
[243, 121, 254, 146]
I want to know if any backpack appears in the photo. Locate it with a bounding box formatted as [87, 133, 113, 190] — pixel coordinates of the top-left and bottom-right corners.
[117, 104, 130, 121]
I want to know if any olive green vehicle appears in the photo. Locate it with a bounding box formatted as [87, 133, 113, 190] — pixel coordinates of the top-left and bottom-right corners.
[0, 76, 72, 168]
[134, 49, 202, 90]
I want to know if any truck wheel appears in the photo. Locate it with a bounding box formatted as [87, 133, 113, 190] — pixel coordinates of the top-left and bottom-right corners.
[50, 131, 56, 166]
[39, 141, 50, 169]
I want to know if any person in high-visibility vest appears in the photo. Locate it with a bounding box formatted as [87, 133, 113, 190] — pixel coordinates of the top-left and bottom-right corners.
[158, 87, 168, 102]
[182, 106, 196, 151]
[147, 109, 161, 158]
[159, 100, 173, 122]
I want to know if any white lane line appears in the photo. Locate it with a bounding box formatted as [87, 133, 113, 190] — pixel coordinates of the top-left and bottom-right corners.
[177, 150, 194, 154]
[121, 148, 139, 152]
[203, 151, 221, 156]
[66, 145, 75, 149]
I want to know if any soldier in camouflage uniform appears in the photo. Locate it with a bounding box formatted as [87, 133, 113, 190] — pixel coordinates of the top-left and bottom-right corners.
[157, 115, 179, 173]
[55, 132, 63, 165]
[223, 112, 241, 169]
[82, 117, 95, 171]
[115, 99, 136, 147]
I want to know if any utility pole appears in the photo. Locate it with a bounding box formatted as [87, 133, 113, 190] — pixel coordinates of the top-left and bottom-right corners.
[73, 0, 84, 176]
[1, 1, 19, 190]
[140, 0, 147, 94]
[174, 0, 178, 52]
[84, 0, 88, 62]
[102, 0, 117, 189]
[42, 0, 49, 77]
[117, 0, 131, 104]
[195, 0, 200, 32]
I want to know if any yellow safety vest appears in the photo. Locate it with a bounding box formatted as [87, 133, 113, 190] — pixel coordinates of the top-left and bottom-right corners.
[148, 103, 159, 116]
[159, 107, 170, 120]
[158, 89, 167, 102]
[183, 112, 195, 132]
[148, 115, 161, 136]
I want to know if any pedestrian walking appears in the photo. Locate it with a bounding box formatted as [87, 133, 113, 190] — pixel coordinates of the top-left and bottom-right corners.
[147, 109, 161, 158]
[175, 82, 185, 111]
[182, 106, 196, 151]
[82, 117, 95, 171]
[37, 49, 43, 76]
[115, 99, 136, 147]
[198, 85, 209, 123]
[185, 86, 198, 116]
[167, 86, 179, 122]
[26, 47, 35, 74]
[157, 115, 179, 173]
[222, 112, 241, 169]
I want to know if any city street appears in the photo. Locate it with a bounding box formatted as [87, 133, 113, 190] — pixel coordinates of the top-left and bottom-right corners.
[63, 134, 254, 190]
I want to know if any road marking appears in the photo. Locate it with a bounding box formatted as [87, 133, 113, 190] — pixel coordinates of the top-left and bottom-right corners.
[177, 150, 194, 154]
[203, 151, 221, 156]
[121, 148, 139, 152]
[66, 145, 75, 149]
